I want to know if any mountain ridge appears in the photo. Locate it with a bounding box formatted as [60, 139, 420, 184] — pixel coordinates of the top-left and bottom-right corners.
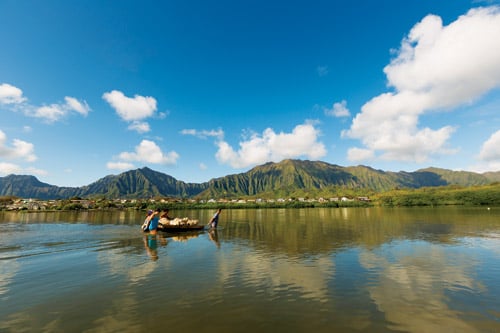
[0, 159, 498, 200]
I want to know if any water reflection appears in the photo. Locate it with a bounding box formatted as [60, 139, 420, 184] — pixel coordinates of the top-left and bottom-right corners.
[222, 207, 500, 254]
[215, 250, 334, 302]
[208, 229, 220, 248]
[0, 207, 498, 332]
[169, 231, 204, 243]
[359, 242, 491, 333]
[143, 234, 166, 261]
[0, 260, 19, 298]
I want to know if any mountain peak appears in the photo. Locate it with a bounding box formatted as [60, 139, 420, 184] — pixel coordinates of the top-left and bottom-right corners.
[1, 160, 497, 199]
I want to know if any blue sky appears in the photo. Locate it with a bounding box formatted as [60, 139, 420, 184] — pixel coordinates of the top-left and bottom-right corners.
[1, 0, 500, 187]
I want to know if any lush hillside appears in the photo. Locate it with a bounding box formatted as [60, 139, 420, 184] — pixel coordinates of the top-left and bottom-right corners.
[0, 160, 498, 199]
[78, 167, 208, 198]
[199, 160, 359, 198]
[0, 168, 207, 200]
[417, 167, 491, 186]
[0, 175, 79, 199]
[196, 160, 495, 198]
[343, 166, 449, 190]
[483, 171, 500, 182]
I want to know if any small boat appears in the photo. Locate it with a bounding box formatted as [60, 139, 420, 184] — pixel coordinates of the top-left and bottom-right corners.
[157, 217, 205, 232]
[157, 224, 205, 232]
[142, 216, 205, 233]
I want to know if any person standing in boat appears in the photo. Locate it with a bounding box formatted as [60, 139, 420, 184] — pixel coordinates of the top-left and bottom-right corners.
[208, 208, 222, 229]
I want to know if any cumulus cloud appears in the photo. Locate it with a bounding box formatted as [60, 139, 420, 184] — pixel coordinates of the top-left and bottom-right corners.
[0, 162, 23, 175]
[180, 128, 224, 140]
[0, 130, 37, 162]
[64, 97, 90, 116]
[324, 100, 350, 118]
[343, 6, 500, 163]
[102, 90, 157, 133]
[32, 97, 90, 122]
[215, 122, 326, 168]
[470, 130, 500, 171]
[479, 130, 500, 161]
[107, 140, 179, 170]
[1, 82, 91, 123]
[32, 104, 67, 122]
[347, 147, 375, 162]
[102, 90, 157, 121]
[128, 121, 150, 133]
[0, 163, 47, 176]
[0, 83, 26, 104]
[0, 130, 44, 176]
[106, 161, 135, 170]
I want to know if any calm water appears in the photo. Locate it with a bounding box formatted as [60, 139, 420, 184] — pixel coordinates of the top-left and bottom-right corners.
[0, 207, 499, 333]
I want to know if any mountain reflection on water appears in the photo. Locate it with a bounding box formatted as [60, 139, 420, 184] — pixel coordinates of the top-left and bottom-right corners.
[0, 207, 498, 333]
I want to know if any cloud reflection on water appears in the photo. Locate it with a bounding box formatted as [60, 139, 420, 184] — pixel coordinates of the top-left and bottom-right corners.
[215, 248, 335, 303]
[358, 242, 486, 333]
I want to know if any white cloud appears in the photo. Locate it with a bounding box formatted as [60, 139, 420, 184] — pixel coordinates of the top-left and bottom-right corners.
[0, 83, 26, 104]
[343, 6, 500, 163]
[1, 83, 90, 122]
[33, 104, 67, 122]
[181, 128, 224, 140]
[347, 147, 375, 162]
[199, 163, 207, 170]
[106, 161, 135, 170]
[31, 97, 90, 122]
[472, 130, 500, 171]
[102, 90, 157, 121]
[102, 90, 157, 133]
[0, 162, 22, 175]
[325, 100, 350, 118]
[64, 97, 90, 116]
[0, 130, 37, 162]
[0, 163, 46, 176]
[470, 161, 500, 173]
[0, 130, 44, 176]
[215, 122, 327, 168]
[115, 140, 179, 165]
[24, 167, 48, 176]
[128, 121, 150, 133]
[479, 130, 500, 161]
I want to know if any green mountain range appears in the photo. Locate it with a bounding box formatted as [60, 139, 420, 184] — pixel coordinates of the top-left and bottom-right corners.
[0, 159, 498, 200]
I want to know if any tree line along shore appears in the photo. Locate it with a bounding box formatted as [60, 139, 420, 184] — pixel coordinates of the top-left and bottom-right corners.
[1, 183, 499, 211]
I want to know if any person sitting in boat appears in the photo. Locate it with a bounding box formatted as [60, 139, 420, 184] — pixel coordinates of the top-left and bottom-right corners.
[161, 209, 173, 219]
[159, 209, 174, 226]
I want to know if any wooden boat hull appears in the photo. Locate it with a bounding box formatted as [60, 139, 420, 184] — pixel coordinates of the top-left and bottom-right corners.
[157, 224, 205, 232]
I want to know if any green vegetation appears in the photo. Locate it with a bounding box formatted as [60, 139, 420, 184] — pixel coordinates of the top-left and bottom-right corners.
[2, 182, 499, 211]
[375, 183, 500, 207]
[1, 160, 499, 211]
[149, 200, 371, 211]
[2, 160, 499, 200]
